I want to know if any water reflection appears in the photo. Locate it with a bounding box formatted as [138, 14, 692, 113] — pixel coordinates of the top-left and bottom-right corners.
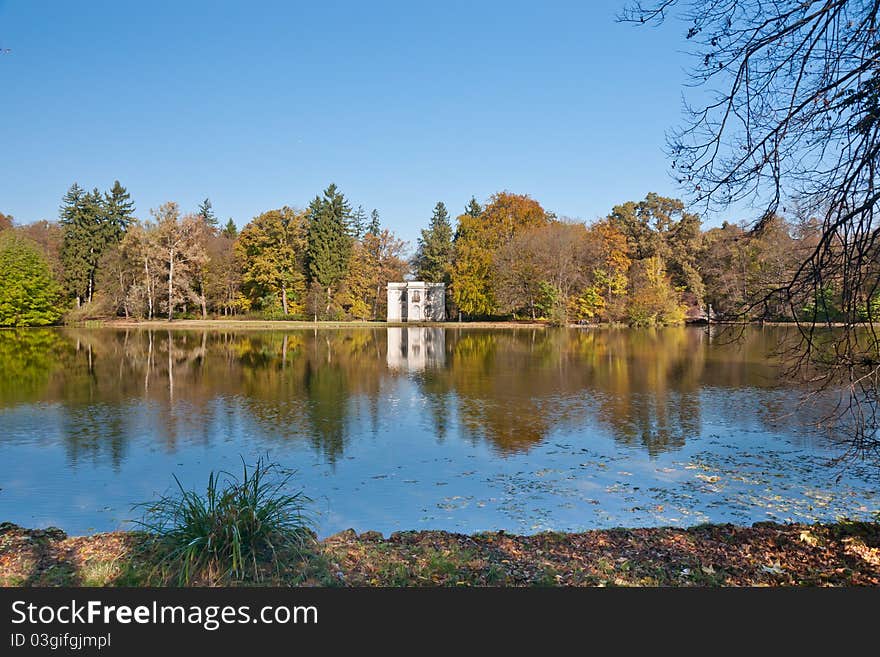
[1, 325, 873, 537]
[0, 325, 827, 462]
[386, 327, 446, 371]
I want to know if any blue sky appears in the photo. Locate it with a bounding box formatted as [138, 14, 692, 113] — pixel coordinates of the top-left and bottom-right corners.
[0, 0, 716, 247]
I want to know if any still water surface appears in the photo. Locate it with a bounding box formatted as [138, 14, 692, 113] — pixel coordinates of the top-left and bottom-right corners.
[0, 326, 877, 536]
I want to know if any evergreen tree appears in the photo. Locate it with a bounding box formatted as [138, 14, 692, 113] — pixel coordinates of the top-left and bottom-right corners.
[59, 181, 134, 306]
[306, 184, 353, 309]
[221, 218, 238, 239]
[60, 185, 100, 305]
[104, 180, 135, 241]
[197, 198, 218, 228]
[368, 209, 381, 235]
[414, 201, 454, 283]
[464, 196, 483, 218]
[0, 232, 65, 326]
[350, 205, 368, 239]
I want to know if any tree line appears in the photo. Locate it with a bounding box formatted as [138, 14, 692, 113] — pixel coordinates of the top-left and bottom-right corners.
[0, 183, 825, 326]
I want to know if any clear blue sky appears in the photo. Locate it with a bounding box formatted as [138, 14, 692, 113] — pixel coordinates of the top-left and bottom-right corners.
[0, 0, 716, 247]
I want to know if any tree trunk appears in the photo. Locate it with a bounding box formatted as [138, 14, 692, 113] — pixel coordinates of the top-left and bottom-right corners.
[375, 283, 381, 320]
[145, 260, 153, 320]
[200, 281, 207, 318]
[282, 283, 289, 315]
[120, 270, 129, 318]
[167, 249, 174, 321]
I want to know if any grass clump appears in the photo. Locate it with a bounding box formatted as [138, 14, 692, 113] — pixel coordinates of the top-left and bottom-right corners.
[135, 457, 314, 585]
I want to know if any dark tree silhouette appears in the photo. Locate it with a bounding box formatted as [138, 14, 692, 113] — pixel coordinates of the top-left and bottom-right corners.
[623, 1, 880, 457]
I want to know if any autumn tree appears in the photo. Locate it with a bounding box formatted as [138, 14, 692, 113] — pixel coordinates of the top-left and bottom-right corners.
[189, 215, 216, 317]
[236, 207, 307, 315]
[626, 256, 686, 327]
[493, 229, 545, 320]
[698, 217, 810, 319]
[608, 193, 704, 308]
[97, 237, 139, 318]
[0, 211, 12, 231]
[341, 206, 409, 320]
[342, 241, 375, 320]
[494, 221, 598, 323]
[362, 227, 409, 320]
[151, 203, 207, 320]
[122, 222, 163, 319]
[452, 192, 550, 317]
[589, 220, 631, 322]
[204, 232, 242, 316]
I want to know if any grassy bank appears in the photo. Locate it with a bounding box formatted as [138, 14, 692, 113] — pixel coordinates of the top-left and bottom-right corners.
[2, 520, 878, 587]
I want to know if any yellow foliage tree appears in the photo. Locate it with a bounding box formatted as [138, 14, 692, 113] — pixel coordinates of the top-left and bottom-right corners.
[235, 207, 308, 315]
[452, 192, 550, 317]
[626, 256, 686, 326]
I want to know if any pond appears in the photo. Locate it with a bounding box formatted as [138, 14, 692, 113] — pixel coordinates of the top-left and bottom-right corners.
[0, 326, 877, 537]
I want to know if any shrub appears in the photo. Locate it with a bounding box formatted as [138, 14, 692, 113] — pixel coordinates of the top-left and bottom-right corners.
[135, 457, 314, 584]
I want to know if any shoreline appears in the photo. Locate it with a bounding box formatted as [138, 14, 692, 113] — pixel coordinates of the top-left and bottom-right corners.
[3, 318, 840, 331]
[2, 520, 878, 587]
[61, 319, 551, 330]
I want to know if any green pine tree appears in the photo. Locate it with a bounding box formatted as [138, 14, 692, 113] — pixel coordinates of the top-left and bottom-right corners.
[221, 218, 238, 239]
[197, 198, 218, 228]
[368, 209, 381, 236]
[0, 232, 65, 326]
[59, 181, 134, 305]
[104, 180, 135, 241]
[464, 196, 483, 218]
[307, 184, 353, 312]
[414, 201, 454, 283]
[59, 184, 97, 304]
[350, 205, 368, 239]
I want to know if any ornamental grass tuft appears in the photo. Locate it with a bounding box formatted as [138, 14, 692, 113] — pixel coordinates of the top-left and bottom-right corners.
[135, 457, 314, 584]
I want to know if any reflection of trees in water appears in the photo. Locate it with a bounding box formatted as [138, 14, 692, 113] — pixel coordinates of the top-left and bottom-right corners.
[236, 329, 387, 462]
[414, 328, 702, 455]
[580, 328, 705, 456]
[59, 406, 129, 469]
[0, 330, 66, 402]
[416, 327, 802, 456]
[0, 326, 823, 464]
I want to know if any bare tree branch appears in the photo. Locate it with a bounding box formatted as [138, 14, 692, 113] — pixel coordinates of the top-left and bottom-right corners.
[624, 0, 880, 456]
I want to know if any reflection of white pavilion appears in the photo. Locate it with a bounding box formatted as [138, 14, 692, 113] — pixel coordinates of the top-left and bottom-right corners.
[386, 327, 446, 371]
